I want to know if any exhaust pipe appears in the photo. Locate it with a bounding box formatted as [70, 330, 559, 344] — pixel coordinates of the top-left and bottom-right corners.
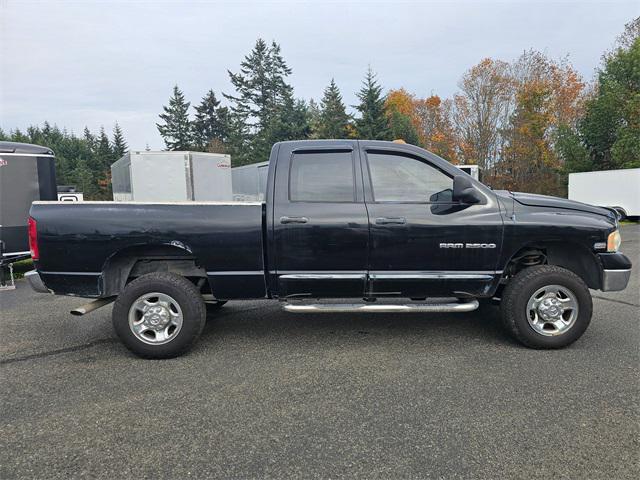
[70, 297, 115, 316]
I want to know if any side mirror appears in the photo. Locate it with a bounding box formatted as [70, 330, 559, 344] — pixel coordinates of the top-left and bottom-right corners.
[453, 175, 482, 204]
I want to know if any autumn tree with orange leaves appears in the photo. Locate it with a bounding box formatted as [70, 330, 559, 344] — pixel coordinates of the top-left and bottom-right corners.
[415, 95, 459, 163]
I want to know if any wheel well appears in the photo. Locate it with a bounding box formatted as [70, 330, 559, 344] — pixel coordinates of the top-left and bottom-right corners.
[100, 244, 208, 297]
[504, 242, 601, 289]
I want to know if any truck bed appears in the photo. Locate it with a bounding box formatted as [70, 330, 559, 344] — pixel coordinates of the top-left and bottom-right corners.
[30, 201, 266, 298]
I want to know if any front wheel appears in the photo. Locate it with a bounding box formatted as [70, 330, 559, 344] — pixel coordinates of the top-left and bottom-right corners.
[112, 272, 206, 358]
[501, 265, 592, 349]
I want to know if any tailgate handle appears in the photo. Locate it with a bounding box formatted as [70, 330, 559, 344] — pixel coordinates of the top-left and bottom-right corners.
[280, 216, 309, 224]
[376, 216, 406, 225]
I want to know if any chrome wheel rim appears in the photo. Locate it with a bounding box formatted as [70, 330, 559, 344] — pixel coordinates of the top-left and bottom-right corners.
[128, 292, 183, 345]
[526, 284, 579, 336]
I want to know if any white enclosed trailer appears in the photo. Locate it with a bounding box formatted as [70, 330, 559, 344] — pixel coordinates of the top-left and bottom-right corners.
[111, 151, 232, 202]
[232, 161, 269, 201]
[568, 168, 640, 219]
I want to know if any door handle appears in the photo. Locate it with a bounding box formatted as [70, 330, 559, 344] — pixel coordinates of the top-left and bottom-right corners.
[375, 216, 406, 225]
[280, 216, 309, 224]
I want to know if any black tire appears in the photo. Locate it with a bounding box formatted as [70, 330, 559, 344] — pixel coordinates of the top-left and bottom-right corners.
[612, 207, 627, 221]
[501, 265, 592, 349]
[112, 272, 206, 359]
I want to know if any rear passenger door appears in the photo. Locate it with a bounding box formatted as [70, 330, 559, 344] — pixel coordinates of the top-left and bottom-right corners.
[272, 143, 369, 298]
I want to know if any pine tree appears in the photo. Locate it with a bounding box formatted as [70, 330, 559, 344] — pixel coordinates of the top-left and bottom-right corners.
[70, 157, 96, 198]
[157, 85, 193, 150]
[224, 39, 296, 165]
[93, 126, 114, 199]
[112, 122, 127, 158]
[96, 127, 112, 169]
[318, 79, 350, 139]
[193, 90, 229, 151]
[225, 39, 271, 130]
[387, 109, 420, 145]
[354, 68, 390, 140]
[83, 126, 96, 154]
[307, 99, 322, 138]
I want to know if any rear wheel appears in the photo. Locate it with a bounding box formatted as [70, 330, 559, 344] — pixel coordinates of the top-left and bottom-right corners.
[611, 206, 627, 221]
[501, 265, 592, 348]
[112, 272, 206, 358]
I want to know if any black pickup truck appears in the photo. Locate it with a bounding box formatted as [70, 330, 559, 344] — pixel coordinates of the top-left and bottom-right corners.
[26, 140, 632, 358]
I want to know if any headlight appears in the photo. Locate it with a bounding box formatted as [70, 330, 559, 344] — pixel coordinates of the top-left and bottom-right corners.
[607, 230, 621, 252]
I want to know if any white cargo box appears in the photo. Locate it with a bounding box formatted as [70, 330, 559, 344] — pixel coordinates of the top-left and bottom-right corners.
[111, 151, 232, 202]
[568, 168, 640, 218]
[232, 161, 269, 201]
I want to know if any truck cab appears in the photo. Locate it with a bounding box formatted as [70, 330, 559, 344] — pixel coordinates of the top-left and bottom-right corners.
[266, 140, 502, 300]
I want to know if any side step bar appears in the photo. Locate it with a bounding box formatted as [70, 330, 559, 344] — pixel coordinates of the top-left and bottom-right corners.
[282, 300, 479, 314]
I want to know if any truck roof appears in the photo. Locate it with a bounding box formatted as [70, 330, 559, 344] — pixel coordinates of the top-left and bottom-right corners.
[0, 141, 54, 156]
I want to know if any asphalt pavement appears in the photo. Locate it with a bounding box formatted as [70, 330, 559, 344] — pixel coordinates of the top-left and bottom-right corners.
[1, 225, 638, 479]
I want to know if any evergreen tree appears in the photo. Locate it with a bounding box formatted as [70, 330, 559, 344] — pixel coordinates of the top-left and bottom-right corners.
[264, 96, 310, 146]
[387, 109, 420, 145]
[70, 157, 96, 198]
[112, 122, 127, 158]
[83, 126, 96, 154]
[11, 128, 29, 143]
[157, 85, 193, 150]
[193, 90, 229, 151]
[0, 127, 7, 140]
[317, 79, 351, 138]
[307, 99, 322, 138]
[354, 68, 390, 140]
[96, 126, 112, 169]
[94, 126, 114, 199]
[224, 39, 297, 165]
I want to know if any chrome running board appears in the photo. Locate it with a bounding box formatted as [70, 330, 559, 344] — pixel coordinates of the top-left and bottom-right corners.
[282, 299, 479, 314]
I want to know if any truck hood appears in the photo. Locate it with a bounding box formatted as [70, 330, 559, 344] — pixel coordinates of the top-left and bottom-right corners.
[495, 191, 615, 218]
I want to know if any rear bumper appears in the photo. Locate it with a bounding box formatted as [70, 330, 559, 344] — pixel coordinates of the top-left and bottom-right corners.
[25, 270, 50, 294]
[598, 253, 632, 292]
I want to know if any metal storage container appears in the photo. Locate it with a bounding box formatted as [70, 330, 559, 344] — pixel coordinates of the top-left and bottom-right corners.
[111, 151, 232, 202]
[0, 141, 57, 256]
[232, 161, 269, 201]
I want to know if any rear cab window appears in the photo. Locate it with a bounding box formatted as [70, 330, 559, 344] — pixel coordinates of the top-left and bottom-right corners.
[289, 151, 355, 202]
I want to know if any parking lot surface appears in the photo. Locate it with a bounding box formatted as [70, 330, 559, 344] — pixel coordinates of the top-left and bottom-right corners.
[1, 225, 638, 479]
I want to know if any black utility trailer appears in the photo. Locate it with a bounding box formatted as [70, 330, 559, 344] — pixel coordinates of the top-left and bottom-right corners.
[0, 141, 57, 289]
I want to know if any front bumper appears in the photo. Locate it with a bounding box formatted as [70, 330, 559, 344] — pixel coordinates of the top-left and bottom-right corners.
[602, 269, 632, 291]
[25, 270, 50, 294]
[598, 253, 633, 292]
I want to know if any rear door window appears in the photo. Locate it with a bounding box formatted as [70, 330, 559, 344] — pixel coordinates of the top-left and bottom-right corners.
[289, 151, 355, 202]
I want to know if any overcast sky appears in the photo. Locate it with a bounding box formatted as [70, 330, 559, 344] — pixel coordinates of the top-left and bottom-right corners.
[1, 0, 638, 149]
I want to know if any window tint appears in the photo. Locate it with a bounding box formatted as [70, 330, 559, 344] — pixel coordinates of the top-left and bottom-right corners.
[289, 151, 354, 202]
[367, 152, 453, 202]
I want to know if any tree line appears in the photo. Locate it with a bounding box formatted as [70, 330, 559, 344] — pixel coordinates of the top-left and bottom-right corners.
[1, 17, 637, 199]
[0, 122, 127, 200]
[157, 18, 639, 195]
